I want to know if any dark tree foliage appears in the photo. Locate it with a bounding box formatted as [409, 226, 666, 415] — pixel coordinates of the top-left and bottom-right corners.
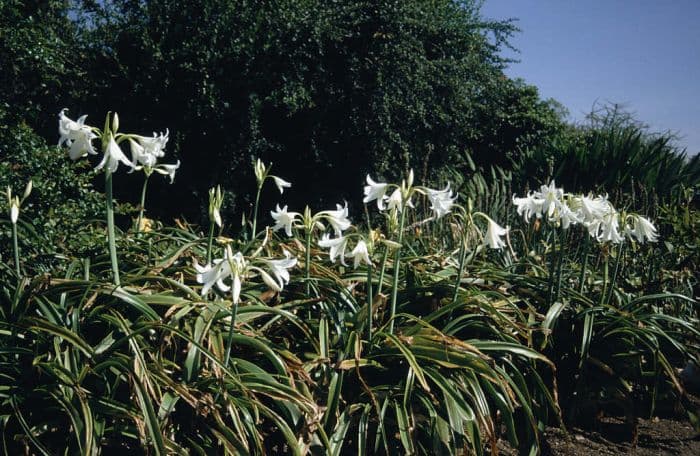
[69, 0, 562, 220]
[2, 0, 563, 225]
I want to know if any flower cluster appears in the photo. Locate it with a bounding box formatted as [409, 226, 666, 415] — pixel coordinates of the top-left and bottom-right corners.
[513, 181, 658, 244]
[58, 110, 180, 181]
[363, 172, 457, 220]
[364, 171, 510, 250]
[196, 245, 297, 304]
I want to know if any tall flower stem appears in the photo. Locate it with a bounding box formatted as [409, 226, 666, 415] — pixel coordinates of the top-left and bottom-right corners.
[388, 207, 407, 335]
[366, 262, 374, 342]
[554, 228, 566, 304]
[599, 253, 609, 306]
[578, 235, 590, 294]
[105, 170, 121, 286]
[136, 174, 150, 235]
[222, 300, 239, 369]
[305, 228, 313, 322]
[376, 246, 390, 295]
[606, 243, 624, 305]
[547, 229, 558, 306]
[452, 236, 468, 303]
[251, 185, 263, 239]
[11, 222, 19, 276]
[206, 222, 215, 264]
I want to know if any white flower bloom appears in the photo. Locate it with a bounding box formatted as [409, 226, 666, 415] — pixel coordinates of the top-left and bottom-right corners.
[320, 203, 351, 235]
[575, 194, 610, 225]
[363, 175, 389, 210]
[386, 188, 403, 212]
[153, 161, 181, 183]
[130, 130, 169, 168]
[259, 250, 297, 290]
[627, 214, 658, 243]
[598, 211, 624, 244]
[512, 192, 544, 222]
[196, 247, 248, 303]
[96, 135, 135, 173]
[271, 176, 292, 194]
[197, 248, 296, 301]
[318, 233, 349, 266]
[557, 201, 582, 229]
[271, 204, 300, 237]
[58, 109, 98, 160]
[483, 216, 509, 250]
[537, 181, 564, 219]
[426, 184, 457, 219]
[348, 240, 371, 268]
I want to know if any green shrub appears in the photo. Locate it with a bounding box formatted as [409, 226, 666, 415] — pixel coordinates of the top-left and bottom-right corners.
[0, 111, 104, 270]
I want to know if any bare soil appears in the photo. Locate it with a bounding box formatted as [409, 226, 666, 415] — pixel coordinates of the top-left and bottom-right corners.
[499, 394, 700, 455]
[540, 416, 700, 455]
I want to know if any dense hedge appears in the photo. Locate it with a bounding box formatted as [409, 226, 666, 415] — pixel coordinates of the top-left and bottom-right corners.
[2, 0, 563, 223]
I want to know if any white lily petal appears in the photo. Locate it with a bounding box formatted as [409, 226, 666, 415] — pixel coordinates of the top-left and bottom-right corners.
[271, 176, 292, 194]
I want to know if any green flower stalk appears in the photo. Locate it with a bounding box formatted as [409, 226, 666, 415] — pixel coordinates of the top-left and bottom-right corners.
[252, 158, 291, 239]
[127, 129, 179, 234]
[104, 168, 120, 286]
[387, 202, 408, 335]
[6, 181, 31, 276]
[59, 109, 177, 286]
[207, 185, 224, 263]
[136, 173, 150, 234]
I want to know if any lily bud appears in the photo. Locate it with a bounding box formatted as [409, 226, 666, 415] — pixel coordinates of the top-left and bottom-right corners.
[112, 112, 119, 133]
[407, 169, 414, 188]
[10, 196, 20, 224]
[254, 158, 266, 185]
[103, 112, 112, 142]
[208, 185, 224, 228]
[22, 180, 32, 201]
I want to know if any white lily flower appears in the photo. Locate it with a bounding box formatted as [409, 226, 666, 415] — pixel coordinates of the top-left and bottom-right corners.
[426, 184, 457, 219]
[575, 194, 610, 225]
[363, 175, 389, 210]
[598, 211, 624, 244]
[348, 240, 371, 268]
[512, 192, 544, 222]
[538, 181, 564, 219]
[557, 201, 582, 229]
[271, 204, 300, 237]
[483, 216, 509, 250]
[196, 247, 247, 303]
[627, 214, 658, 243]
[96, 135, 135, 173]
[386, 188, 403, 212]
[130, 130, 169, 167]
[271, 176, 292, 194]
[58, 109, 98, 160]
[259, 250, 297, 290]
[153, 161, 181, 183]
[319, 203, 351, 235]
[318, 233, 349, 266]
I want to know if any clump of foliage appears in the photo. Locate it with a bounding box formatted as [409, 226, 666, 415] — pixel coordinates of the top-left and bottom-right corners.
[0, 109, 696, 453]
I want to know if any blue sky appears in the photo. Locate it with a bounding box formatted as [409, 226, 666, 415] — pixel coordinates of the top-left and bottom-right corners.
[481, 0, 700, 155]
